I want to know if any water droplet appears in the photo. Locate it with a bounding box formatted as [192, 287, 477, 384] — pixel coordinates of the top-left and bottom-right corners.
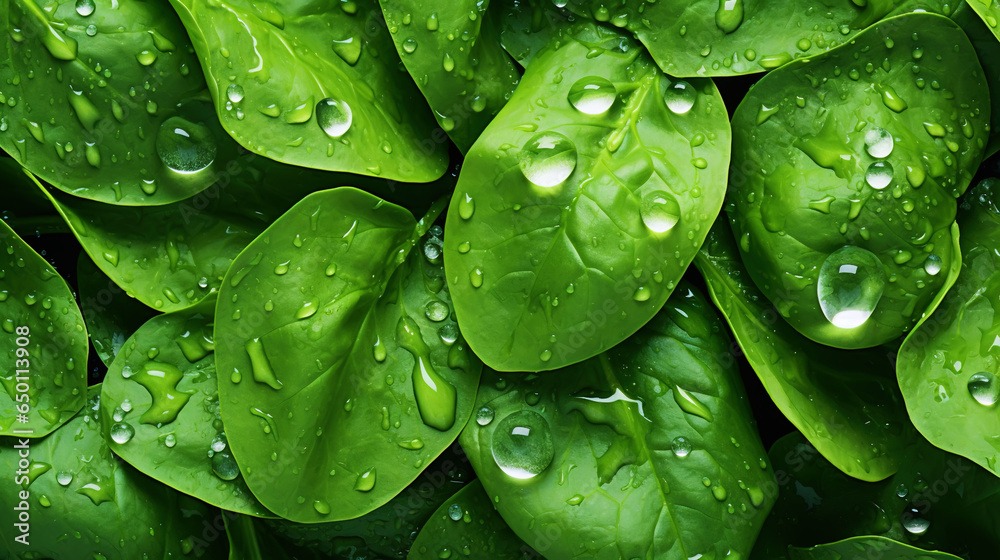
[458, 193, 475, 220]
[469, 268, 484, 288]
[313, 499, 331, 515]
[924, 254, 942, 276]
[164, 434, 177, 448]
[245, 338, 283, 390]
[715, 0, 744, 33]
[968, 372, 1000, 406]
[354, 467, 376, 492]
[664, 80, 697, 115]
[316, 98, 352, 139]
[817, 246, 886, 329]
[226, 84, 245, 103]
[136, 50, 157, 66]
[397, 317, 457, 431]
[56, 472, 73, 486]
[671, 436, 692, 457]
[156, 117, 216, 175]
[438, 323, 458, 345]
[865, 161, 894, 190]
[476, 406, 495, 426]
[211, 451, 240, 481]
[403, 38, 418, 53]
[902, 508, 930, 535]
[519, 131, 577, 188]
[425, 300, 450, 322]
[491, 410, 554, 479]
[131, 362, 193, 425]
[864, 127, 893, 158]
[85, 24, 97, 36]
[640, 190, 681, 233]
[448, 503, 463, 521]
[110, 422, 135, 444]
[75, 0, 95, 17]
[567, 76, 616, 115]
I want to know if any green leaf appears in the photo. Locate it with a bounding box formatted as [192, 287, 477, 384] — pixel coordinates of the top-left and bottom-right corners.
[955, 1, 1000, 157]
[76, 253, 155, 368]
[0, 216, 87, 437]
[897, 178, 1000, 478]
[215, 187, 481, 523]
[0, 0, 243, 205]
[751, 432, 1000, 560]
[225, 514, 321, 560]
[98, 297, 273, 517]
[695, 220, 914, 482]
[408, 479, 534, 560]
[789, 536, 963, 560]
[379, 0, 521, 152]
[167, 0, 449, 182]
[459, 282, 773, 560]
[560, 0, 910, 77]
[965, 0, 1000, 41]
[727, 12, 986, 349]
[444, 23, 731, 372]
[0, 386, 227, 559]
[496, 0, 569, 69]
[0, 158, 67, 236]
[263, 445, 475, 557]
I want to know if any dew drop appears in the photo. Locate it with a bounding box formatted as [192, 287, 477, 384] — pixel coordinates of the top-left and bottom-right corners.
[156, 117, 216, 175]
[448, 503, 463, 521]
[211, 451, 240, 481]
[56, 471, 73, 486]
[923, 254, 942, 276]
[313, 499, 331, 515]
[817, 246, 886, 329]
[354, 467, 376, 492]
[865, 161, 894, 190]
[640, 190, 681, 233]
[664, 80, 697, 115]
[316, 98, 353, 139]
[519, 131, 577, 187]
[864, 127, 894, 158]
[968, 372, 1000, 406]
[110, 422, 135, 444]
[671, 436, 692, 458]
[75, 0, 95, 17]
[491, 410, 554, 480]
[425, 300, 450, 322]
[226, 84, 245, 103]
[567, 76, 616, 115]
[164, 434, 177, 448]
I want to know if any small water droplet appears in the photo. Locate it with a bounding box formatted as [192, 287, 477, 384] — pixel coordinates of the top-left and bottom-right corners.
[491, 410, 554, 480]
[923, 254, 942, 276]
[864, 127, 894, 158]
[110, 422, 135, 444]
[226, 84, 245, 103]
[448, 503, 463, 521]
[664, 80, 697, 114]
[519, 132, 577, 188]
[640, 191, 681, 233]
[75, 0, 96, 17]
[425, 300, 450, 322]
[313, 499, 331, 515]
[476, 406, 495, 426]
[902, 508, 930, 535]
[817, 246, 886, 329]
[458, 193, 475, 220]
[354, 467, 376, 492]
[968, 372, 1000, 406]
[164, 434, 177, 448]
[56, 472, 73, 486]
[211, 451, 240, 481]
[567, 76, 616, 115]
[671, 436, 692, 457]
[865, 162, 893, 190]
[316, 98, 352, 139]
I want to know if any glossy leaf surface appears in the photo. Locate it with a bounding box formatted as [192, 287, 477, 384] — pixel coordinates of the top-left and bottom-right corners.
[168, 0, 448, 182]
[215, 188, 481, 522]
[460, 283, 773, 560]
[0, 215, 87, 436]
[728, 13, 986, 349]
[76, 254, 155, 368]
[445, 24, 730, 371]
[790, 536, 962, 560]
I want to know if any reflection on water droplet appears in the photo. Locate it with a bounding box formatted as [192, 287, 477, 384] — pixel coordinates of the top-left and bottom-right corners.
[671, 436, 692, 458]
[110, 422, 134, 444]
[902, 507, 930, 535]
[313, 499, 331, 515]
[164, 434, 177, 448]
[476, 406, 495, 426]
[316, 98, 352, 139]
[211, 451, 240, 481]
[491, 410, 554, 480]
[226, 84, 245, 103]
[968, 372, 1000, 406]
[865, 161, 893, 190]
[664, 80, 697, 114]
[567, 76, 616, 115]
[425, 300, 450, 322]
[75, 0, 95, 17]
[640, 190, 681, 233]
[519, 131, 577, 188]
[817, 246, 886, 329]
[864, 127, 894, 158]
[56, 471, 73, 486]
[923, 254, 942, 276]
[354, 467, 376, 492]
[156, 117, 216, 175]
[448, 503, 462, 521]
[715, 0, 744, 33]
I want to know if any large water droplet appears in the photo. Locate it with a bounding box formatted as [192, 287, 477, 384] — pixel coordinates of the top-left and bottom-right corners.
[817, 246, 886, 329]
[864, 127, 894, 158]
[476, 406, 494, 426]
[226, 84, 245, 103]
[56, 471, 73, 486]
[640, 190, 681, 233]
[923, 254, 942, 276]
[131, 362, 193, 425]
[567, 76, 616, 115]
[424, 300, 449, 322]
[354, 467, 376, 492]
[902, 507, 930, 535]
[715, 0, 744, 33]
[245, 337, 282, 390]
[156, 117, 216, 175]
[664, 80, 697, 115]
[211, 451, 240, 481]
[865, 161, 894, 190]
[519, 132, 577, 188]
[316, 98, 352, 139]
[491, 410, 554, 480]
[397, 317, 457, 431]
[671, 436, 692, 458]
[968, 372, 1000, 406]
[75, 0, 96, 17]
[110, 422, 135, 444]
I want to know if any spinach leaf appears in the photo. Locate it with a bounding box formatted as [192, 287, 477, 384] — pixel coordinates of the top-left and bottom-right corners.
[168, 0, 449, 182]
[408, 479, 533, 560]
[378, 0, 521, 152]
[695, 220, 914, 482]
[0, 215, 87, 437]
[497, 0, 569, 69]
[76, 254, 155, 368]
[0, 386, 227, 559]
[215, 187, 481, 523]
[444, 23, 730, 372]
[560, 0, 907, 77]
[0, 0, 239, 205]
[459, 281, 773, 560]
[897, 178, 1000, 477]
[965, 0, 1000, 41]
[955, 1, 1000, 156]
[728, 12, 986, 349]
[789, 536, 963, 560]
[751, 432, 1000, 560]
[264, 444, 475, 557]
[98, 297, 273, 517]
